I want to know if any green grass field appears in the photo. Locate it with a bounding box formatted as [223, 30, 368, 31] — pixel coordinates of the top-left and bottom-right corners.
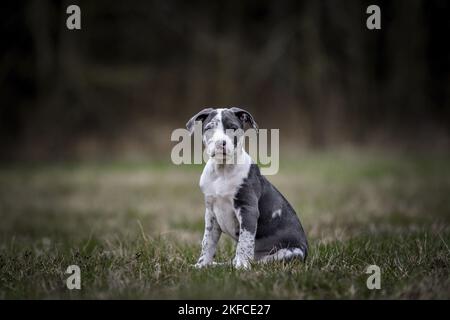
[0, 150, 449, 299]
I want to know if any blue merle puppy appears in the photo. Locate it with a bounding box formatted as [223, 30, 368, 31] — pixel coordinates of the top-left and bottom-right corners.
[186, 107, 308, 269]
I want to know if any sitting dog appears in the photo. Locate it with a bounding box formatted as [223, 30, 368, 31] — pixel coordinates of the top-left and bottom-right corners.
[187, 107, 308, 269]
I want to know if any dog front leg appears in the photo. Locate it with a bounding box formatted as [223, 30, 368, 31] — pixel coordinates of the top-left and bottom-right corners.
[195, 209, 221, 268]
[233, 207, 258, 269]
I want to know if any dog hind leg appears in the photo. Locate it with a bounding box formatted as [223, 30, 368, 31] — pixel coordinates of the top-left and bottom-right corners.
[258, 248, 305, 263]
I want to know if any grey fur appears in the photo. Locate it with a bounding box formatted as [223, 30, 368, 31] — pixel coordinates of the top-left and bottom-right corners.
[234, 164, 308, 261]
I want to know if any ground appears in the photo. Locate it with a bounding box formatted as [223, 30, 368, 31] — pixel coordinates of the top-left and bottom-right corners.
[0, 149, 449, 299]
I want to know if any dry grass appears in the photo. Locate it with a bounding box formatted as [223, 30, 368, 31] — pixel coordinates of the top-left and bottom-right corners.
[0, 149, 449, 299]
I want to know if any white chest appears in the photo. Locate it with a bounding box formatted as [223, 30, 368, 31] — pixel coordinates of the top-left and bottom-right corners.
[199, 156, 252, 240]
[210, 195, 239, 240]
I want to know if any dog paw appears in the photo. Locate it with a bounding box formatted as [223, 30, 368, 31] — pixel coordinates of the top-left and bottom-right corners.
[232, 256, 251, 270]
[193, 258, 214, 269]
[193, 262, 209, 269]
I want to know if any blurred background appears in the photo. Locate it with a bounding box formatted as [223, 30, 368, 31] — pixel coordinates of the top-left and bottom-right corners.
[1, 0, 449, 162]
[1, 1, 450, 299]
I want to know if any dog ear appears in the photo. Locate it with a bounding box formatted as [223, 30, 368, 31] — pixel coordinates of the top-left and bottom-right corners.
[229, 107, 258, 132]
[186, 108, 214, 134]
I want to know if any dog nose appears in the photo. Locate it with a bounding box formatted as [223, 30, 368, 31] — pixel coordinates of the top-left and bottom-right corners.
[216, 140, 226, 148]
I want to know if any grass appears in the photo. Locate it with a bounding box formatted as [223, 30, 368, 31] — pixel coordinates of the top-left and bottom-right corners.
[0, 149, 449, 299]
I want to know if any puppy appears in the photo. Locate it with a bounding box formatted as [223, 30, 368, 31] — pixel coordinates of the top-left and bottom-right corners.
[187, 107, 308, 269]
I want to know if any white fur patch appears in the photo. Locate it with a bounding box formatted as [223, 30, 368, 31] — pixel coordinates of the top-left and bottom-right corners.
[272, 209, 282, 218]
[194, 209, 221, 268]
[204, 109, 235, 161]
[232, 208, 256, 269]
[258, 248, 304, 263]
[199, 151, 252, 240]
[233, 229, 254, 269]
[211, 196, 239, 240]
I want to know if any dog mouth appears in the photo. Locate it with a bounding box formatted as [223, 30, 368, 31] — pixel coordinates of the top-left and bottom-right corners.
[211, 149, 228, 158]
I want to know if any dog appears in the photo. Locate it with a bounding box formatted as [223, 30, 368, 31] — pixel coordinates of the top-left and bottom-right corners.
[186, 107, 308, 269]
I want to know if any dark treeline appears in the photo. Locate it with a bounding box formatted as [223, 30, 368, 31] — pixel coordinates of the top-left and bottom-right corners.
[1, 0, 449, 161]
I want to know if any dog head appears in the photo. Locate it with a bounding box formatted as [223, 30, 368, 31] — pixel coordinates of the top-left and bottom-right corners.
[186, 107, 258, 162]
